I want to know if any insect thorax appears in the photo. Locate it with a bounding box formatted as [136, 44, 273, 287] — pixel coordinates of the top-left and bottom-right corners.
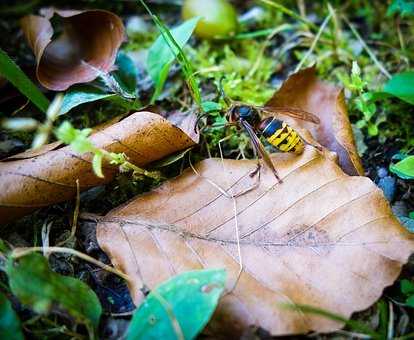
[231, 105, 260, 126]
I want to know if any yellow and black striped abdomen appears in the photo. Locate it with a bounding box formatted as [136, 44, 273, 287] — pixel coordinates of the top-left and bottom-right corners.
[261, 119, 304, 154]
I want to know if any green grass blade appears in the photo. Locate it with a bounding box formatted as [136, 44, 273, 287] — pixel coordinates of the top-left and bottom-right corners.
[281, 303, 382, 339]
[0, 47, 49, 112]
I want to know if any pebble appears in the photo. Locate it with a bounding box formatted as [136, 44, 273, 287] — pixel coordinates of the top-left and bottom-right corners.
[392, 200, 408, 218]
[378, 176, 396, 202]
[377, 167, 388, 178]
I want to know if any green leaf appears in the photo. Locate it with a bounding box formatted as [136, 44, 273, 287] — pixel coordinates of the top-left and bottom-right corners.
[407, 295, 414, 307]
[201, 101, 221, 113]
[389, 155, 414, 179]
[6, 253, 102, 336]
[0, 47, 49, 112]
[61, 85, 116, 115]
[387, 0, 414, 17]
[92, 153, 104, 178]
[0, 291, 24, 340]
[401, 279, 414, 295]
[383, 71, 414, 105]
[127, 269, 226, 340]
[151, 147, 193, 168]
[147, 17, 199, 102]
[113, 52, 138, 95]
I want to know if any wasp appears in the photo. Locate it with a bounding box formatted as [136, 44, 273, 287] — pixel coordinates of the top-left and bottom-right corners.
[224, 101, 322, 184]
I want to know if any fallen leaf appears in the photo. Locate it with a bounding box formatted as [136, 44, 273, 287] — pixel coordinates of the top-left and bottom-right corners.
[0, 111, 197, 224]
[20, 9, 125, 91]
[126, 269, 226, 340]
[97, 146, 414, 336]
[6, 253, 101, 337]
[266, 67, 364, 176]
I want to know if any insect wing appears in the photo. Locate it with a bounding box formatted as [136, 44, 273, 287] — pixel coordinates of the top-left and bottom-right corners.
[261, 106, 320, 124]
[240, 120, 281, 182]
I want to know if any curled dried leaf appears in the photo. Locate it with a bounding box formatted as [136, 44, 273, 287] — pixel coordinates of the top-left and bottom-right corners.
[266, 67, 364, 176]
[0, 111, 197, 224]
[20, 9, 125, 91]
[97, 147, 413, 336]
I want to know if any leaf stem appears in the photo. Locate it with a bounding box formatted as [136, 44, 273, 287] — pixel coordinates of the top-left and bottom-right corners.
[11, 246, 131, 282]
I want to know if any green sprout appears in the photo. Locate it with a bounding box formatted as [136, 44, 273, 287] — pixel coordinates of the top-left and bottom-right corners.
[55, 121, 161, 180]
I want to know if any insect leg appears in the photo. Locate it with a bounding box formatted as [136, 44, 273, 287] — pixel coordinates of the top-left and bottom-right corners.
[299, 132, 323, 151]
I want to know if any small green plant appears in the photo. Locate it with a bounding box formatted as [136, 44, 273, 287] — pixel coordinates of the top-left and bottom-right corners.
[140, 0, 202, 107]
[339, 61, 384, 137]
[55, 121, 161, 180]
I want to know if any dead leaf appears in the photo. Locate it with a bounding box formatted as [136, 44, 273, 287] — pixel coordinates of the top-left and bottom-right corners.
[97, 147, 414, 336]
[266, 67, 364, 176]
[20, 9, 125, 91]
[0, 111, 197, 225]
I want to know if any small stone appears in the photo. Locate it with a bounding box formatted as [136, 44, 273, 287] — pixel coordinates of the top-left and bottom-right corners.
[377, 167, 388, 178]
[378, 176, 396, 202]
[392, 201, 408, 218]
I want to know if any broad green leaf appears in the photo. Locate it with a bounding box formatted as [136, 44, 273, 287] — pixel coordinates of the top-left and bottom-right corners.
[60, 85, 116, 115]
[113, 52, 138, 95]
[407, 295, 414, 307]
[0, 47, 49, 112]
[6, 253, 102, 336]
[401, 279, 414, 295]
[0, 291, 24, 340]
[383, 71, 414, 105]
[389, 155, 414, 179]
[387, 0, 414, 17]
[147, 17, 199, 102]
[127, 269, 226, 340]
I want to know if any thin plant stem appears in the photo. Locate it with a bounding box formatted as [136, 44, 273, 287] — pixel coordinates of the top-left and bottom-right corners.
[138, 0, 201, 107]
[259, 0, 318, 31]
[98, 149, 161, 180]
[11, 246, 131, 282]
[295, 10, 333, 72]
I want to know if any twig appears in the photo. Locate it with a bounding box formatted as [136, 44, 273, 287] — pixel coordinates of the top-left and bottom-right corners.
[11, 246, 131, 282]
[342, 15, 391, 79]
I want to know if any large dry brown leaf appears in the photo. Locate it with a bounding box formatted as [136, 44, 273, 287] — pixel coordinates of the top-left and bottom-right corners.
[20, 9, 125, 91]
[97, 147, 414, 336]
[0, 111, 197, 224]
[266, 67, 364, 176]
